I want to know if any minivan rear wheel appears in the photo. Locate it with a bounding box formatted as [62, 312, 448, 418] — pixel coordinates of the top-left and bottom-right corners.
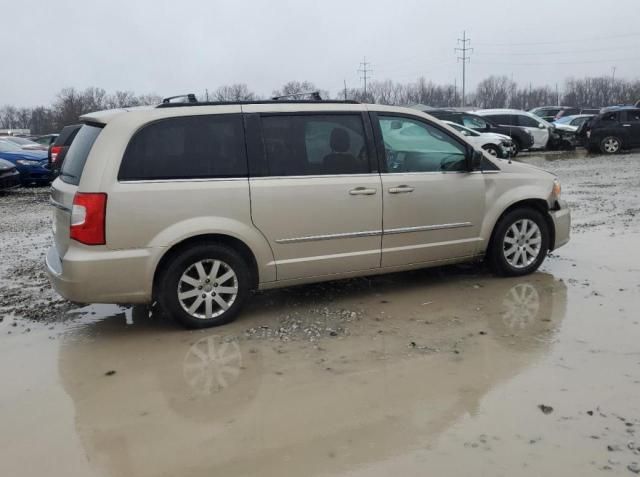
[488, 208, 550, 277]
[600, 136, 622, 154]
[158, 243, 250, 328]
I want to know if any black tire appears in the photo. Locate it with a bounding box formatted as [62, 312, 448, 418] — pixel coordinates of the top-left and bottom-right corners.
[511, 139, 521, 157]
[158, 243, 251, 329]
[600, 136, 622, 155]
[488, 208, 550, 277]
[482, 144, 500, 157]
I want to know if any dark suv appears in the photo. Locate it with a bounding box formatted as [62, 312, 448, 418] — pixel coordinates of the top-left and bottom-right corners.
[581, 108, 640, 154]
[427, 110, 534, 155]
[49, 124, 82, 176]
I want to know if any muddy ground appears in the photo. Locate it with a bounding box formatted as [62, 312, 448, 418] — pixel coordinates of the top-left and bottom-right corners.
[0, 150, 639, 476]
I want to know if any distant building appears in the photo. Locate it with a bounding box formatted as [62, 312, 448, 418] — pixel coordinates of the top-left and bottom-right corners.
[0, 129, 31, 136]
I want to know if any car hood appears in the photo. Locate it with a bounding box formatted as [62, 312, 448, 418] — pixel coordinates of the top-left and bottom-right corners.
[492, 157, 555, 178]
[553, 124, 579, 132]
[0, 150, 48, 161]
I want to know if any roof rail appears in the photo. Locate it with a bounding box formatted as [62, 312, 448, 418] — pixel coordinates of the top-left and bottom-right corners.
[156, 98, 360, 108]
[272, 91, 322, 101]
[161, 94, 198, 104]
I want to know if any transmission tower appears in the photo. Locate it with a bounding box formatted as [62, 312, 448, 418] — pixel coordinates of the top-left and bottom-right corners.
[358, 57, 372, 97]
[455, 31, 473, 107]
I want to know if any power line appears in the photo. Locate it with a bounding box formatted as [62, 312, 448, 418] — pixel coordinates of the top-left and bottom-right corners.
[476, 44, 640, 56]
[474, 32, 640, 47]
[473, 55, 640, 66]
[358, 57, 372, 96]
[455, 30, 472, 107]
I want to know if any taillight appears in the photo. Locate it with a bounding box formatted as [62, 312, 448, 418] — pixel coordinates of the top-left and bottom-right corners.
[70, 193, 107, 245]
[51, 145, 62, 164]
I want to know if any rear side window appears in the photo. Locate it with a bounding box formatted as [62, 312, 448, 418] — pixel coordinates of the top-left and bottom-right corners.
[59, 125, 102, 185]
[119, 114, 247, 181]
[260, 114, 369, 176]
[517, 115, 542, 128]
[622, 110, 640, 122]
[487, 114, 515, 125]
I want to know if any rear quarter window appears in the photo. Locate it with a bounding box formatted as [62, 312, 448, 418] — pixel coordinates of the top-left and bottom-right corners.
[59, 125, 103, 185]
[118, 114, 247, 181]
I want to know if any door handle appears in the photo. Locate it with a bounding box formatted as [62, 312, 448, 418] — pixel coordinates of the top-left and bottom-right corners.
[349, 187, 377, 196]
[389, 185, 415, 194]
[622, 124, 632, 127]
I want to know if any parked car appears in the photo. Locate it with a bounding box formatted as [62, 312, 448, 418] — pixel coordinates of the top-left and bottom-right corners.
[0, 135, 48, 151]
[0, 158, 21, 191]
[553, 114, 594, 133]
[49, 124, 81, 175]
[580, 108, 640, 154]
[46, 99, 570, 329]
[30, 134, 59, 147]
[443, 121, 515, 157]
[427, 109, 534, 155]
[475, 109, 575, 150]
[530, 106, 579, 122]
[530, 106, 598, 122]
[0, 139, 51, 185]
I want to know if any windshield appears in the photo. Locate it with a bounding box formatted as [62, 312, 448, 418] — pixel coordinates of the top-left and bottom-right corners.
[554, 116, 573, 124]
[0, 140, 22, 152]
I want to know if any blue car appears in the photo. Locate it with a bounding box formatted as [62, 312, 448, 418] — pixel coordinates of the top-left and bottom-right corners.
[0, 139, 51, 185]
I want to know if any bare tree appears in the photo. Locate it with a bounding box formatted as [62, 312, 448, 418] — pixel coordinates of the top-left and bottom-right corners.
[272, 81, 328, 99]
[213, 84, 256, 102]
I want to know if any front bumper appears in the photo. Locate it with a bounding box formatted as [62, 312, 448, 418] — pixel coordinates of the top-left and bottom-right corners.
[46, 245, 155, 304]
[550, 199, 571, 250]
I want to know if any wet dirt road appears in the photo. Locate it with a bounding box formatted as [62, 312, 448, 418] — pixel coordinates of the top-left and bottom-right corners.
[1, 150, 639, 476]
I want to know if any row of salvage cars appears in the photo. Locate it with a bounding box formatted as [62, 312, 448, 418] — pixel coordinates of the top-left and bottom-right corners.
[426, 102, 640, 156]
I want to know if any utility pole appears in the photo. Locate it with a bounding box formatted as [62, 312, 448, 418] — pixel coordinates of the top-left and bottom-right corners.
[455, 31, 472, 107]
[454, 77, 457, 106]
[205, 88, 209, 102]
[555, 83, 559, 106]
[612, 66, 617, 83]
[358, 57, 372, 97]
[344, 79, 348, 101]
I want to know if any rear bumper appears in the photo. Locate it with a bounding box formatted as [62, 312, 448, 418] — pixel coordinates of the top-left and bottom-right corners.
[46, 245, 156, 304]
[550, 200, 571, 250]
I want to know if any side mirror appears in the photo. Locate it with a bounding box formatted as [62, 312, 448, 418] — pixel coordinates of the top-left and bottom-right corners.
[461, 130, 470, 136]
[390, 120, 402, 130]
[538, 123, 545, 129]
[469, 149, 483, 171]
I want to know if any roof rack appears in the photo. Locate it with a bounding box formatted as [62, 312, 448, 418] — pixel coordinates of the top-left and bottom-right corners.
[156, 93, 359, 108]
[272, 91, 322, 101]
[161, 94, 198, 104]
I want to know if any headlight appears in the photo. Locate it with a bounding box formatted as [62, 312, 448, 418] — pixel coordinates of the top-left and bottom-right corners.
[552, 178, 561, 199]
[16, 159, 40, 166]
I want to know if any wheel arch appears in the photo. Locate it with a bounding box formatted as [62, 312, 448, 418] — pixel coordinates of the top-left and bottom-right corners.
[153, 234, 261, 296]
[485, 198, 556, 255]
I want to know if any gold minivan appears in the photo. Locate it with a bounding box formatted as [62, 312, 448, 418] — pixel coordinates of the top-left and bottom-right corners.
[46, 99, 570, 328]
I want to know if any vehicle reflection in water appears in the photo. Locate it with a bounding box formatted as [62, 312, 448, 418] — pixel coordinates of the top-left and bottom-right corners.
[58, 270, 566, 477]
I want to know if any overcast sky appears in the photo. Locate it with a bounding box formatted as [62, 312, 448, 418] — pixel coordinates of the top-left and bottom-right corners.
[2, 0, 639, 106]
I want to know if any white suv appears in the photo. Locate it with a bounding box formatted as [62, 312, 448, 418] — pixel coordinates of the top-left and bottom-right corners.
[46, 98, 570, 328]
[475, 109, 554, 149]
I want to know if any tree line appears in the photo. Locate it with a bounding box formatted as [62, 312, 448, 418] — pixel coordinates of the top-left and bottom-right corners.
[2, 76, 639, 134]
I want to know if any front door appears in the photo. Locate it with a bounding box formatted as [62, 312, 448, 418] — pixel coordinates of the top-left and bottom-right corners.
[373, 113, 486, 268]
[248, 111, 383, 281]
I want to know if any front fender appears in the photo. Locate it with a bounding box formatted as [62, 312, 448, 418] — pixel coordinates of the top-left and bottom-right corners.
[479, 178, 552, 253]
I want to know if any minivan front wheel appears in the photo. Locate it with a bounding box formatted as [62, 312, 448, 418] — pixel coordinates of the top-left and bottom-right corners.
[158, 243, 250, 328]
[488, 208, 550, 277]
[600, 136, 622, 154]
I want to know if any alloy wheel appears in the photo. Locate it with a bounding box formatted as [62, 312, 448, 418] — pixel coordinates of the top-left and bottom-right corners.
[502, 219, 542, 269]
[177, 259, 239, 319]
